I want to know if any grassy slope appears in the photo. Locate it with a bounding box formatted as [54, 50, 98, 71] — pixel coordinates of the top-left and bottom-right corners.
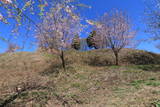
[0, 49, 160, 107]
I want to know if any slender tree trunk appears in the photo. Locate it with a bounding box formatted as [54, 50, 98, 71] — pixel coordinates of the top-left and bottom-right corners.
[60, 50, 66, 71]
[114, 52, 119, 65]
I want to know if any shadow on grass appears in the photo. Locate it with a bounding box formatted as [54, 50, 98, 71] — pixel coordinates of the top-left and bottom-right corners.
[39, 62, 76, 76]
[40, 63, 62, 76]
[136, 65, 160, 72]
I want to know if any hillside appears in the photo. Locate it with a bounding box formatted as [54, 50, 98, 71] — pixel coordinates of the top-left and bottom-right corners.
[0, 49, 160, 107]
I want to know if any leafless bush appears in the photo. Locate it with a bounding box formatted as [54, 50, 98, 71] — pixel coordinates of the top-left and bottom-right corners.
[6, 43, 20, 53]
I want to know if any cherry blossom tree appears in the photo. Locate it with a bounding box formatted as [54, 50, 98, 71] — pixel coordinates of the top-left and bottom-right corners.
[0, 0, 88, 25]
[0, 0, 87, 53]
[0, 0, 47, 24]
[94, 10, 136, 65]
[0, 0, 49, 51]
[36, 2, 82, 71]
[145, 0, 160, 45]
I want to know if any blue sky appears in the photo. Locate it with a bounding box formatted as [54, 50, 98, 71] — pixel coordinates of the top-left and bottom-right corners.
[80, 0, 160, 53]
[0, 0, 160, 53]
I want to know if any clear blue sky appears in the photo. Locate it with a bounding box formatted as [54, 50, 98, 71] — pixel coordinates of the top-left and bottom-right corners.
[0, 0, 160, 53]
[80, 0, 160, 53]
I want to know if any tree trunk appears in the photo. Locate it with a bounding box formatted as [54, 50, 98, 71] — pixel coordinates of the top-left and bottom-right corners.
[60, 50, 66, 71]
[114, 52, 119, 65]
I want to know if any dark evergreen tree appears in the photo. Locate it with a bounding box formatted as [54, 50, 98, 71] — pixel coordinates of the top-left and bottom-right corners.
[80, 39, 89, 51]
[71, 34, 81, 50]
[86, 30, 97, 49]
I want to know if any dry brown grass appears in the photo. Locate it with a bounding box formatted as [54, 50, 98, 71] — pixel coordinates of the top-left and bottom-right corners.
[0, 49, 160, 107]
